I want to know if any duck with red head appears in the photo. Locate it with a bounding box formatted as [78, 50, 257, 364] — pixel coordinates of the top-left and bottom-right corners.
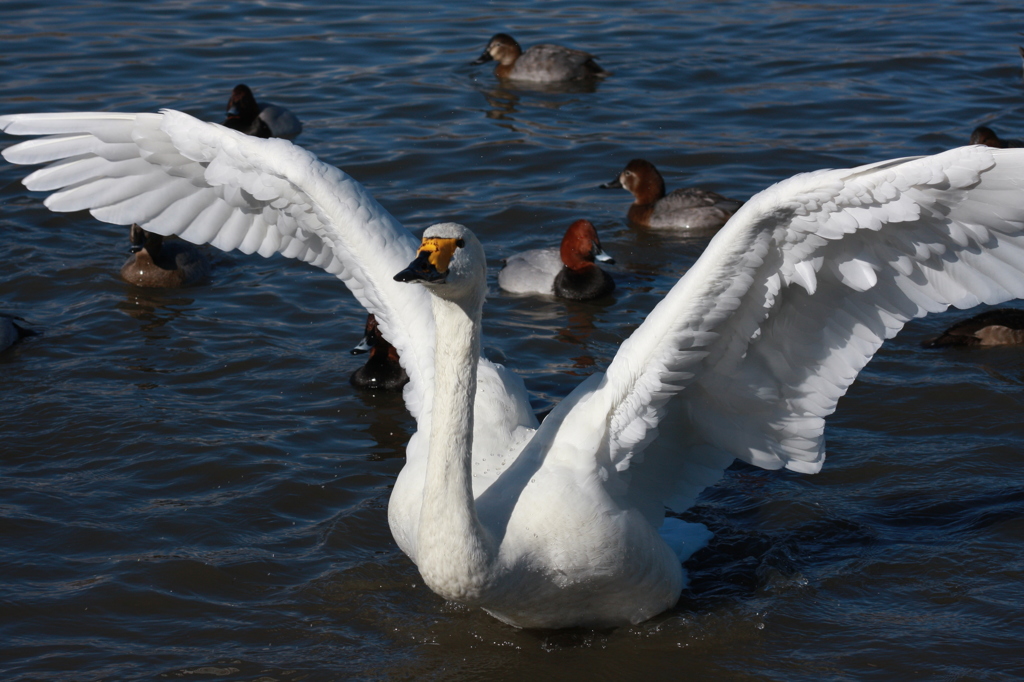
[970, 125, 1023, 149]
[350, 313, 409, 391]
[602, 159, 742, 232]
[472, 33, 607, 83]
[120, 223, 210, 288]
[498, 219, 615, 300]
[222, 84, 302, 140]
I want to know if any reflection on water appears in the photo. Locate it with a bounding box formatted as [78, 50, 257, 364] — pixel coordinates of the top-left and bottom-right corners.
[556, 305, 606, 373]
[117, 290, 197, 333]
[350, 388, 415, 462]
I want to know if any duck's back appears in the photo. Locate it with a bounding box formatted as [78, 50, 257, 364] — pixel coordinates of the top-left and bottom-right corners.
[511, 44, 604, 82]
[649, 188, 742, 230]
[498, 248, 563, 294]
[351, 356, 409, 391]
[259, 104, 302, 140]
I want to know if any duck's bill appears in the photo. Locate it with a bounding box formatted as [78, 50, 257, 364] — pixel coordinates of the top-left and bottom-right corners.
[350, 336, 372, 355]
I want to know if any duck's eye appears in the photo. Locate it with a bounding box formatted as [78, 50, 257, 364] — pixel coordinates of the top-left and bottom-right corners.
[456, 238, 465, 248]
[623, 171, 632, 177]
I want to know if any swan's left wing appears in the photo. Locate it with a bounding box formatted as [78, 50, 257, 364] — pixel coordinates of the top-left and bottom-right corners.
[551, 146, 1024, 523]
[0, 110, 436, 421]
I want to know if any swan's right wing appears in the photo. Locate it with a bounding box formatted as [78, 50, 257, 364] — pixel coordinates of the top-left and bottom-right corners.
[551, 146, 1024, 523]
[0, 110, 435, 420]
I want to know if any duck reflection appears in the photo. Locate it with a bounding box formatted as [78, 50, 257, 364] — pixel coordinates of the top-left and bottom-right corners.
[348, 382, 414, 462]
[478, 78, 602, 123]
[557, 300, 622, 376]
[116, 288, 195, 334]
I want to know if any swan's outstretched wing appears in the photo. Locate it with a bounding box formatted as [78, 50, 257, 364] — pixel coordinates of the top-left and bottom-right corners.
[0, 110, 436, 420]
[558, 146, 1024, 522]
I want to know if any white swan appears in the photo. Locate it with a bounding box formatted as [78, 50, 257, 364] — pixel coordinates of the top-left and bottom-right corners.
[4, 110, 1024, 628]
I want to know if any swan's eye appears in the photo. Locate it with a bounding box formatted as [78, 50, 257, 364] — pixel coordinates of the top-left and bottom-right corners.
[456, 239, 465, 248]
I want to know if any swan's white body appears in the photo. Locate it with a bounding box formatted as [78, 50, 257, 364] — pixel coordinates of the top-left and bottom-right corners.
[4, 110, 1024, 627]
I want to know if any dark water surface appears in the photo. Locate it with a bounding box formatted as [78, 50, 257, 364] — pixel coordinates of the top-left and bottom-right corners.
[3, 1, 1024, 679]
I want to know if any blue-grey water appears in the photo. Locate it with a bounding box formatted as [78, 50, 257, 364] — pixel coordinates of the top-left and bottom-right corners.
[2, 1, 1024, 680]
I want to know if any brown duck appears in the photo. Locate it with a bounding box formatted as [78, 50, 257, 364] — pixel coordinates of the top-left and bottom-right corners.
[120, 223, 210, 288]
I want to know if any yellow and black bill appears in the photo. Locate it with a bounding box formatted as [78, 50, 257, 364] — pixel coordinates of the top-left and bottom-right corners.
[394, 237, 463, 284]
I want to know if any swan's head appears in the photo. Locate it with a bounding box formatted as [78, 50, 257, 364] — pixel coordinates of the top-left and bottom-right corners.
[394, 223, 487, 303]
[226, 83, 259, 117]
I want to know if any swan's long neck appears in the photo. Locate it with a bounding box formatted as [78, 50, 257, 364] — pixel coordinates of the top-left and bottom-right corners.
[416, 293, 494, 603]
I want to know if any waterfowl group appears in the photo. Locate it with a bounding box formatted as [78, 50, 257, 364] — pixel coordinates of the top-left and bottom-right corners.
[4, 107, 1024, 627]
[498, 219, 615, 300]
[473, 33, 606, 82]
[223, 83, 302, 140]
[601, 158, 742, 231]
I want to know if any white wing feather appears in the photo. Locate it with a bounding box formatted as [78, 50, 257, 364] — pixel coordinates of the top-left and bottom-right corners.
[0, 110, 438, 420]
[561, 146, 1024, 523]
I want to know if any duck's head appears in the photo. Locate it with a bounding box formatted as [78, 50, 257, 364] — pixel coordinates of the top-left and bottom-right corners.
[600, 159, 667, 203]
[129, 223, 162, 256]
[226, 84, 260, 119]
[970, 125, 1006, 149]
[394, 223, 486, 303]
[351, 313, 379, 355]
[560, 219, 614, 270]
[472, 33, 522, 67]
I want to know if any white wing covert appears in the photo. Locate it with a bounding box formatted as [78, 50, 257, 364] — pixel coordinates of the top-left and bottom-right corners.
[0, 110, 436, 421]
[576, 146, 1024, 522]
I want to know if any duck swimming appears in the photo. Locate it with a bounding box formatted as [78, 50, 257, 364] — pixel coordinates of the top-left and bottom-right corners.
[970, 125, 1023, 149]
[472, 33, 606, 82]
[223, 84, 302, 140]
[922, 308, 1024, 347]
[120, 223, 210, 288]
[602, 158, 742, 231]
[4, 111, 1024, 628]
[498, 219, 615, 300]
[351, 313, 409, 391]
